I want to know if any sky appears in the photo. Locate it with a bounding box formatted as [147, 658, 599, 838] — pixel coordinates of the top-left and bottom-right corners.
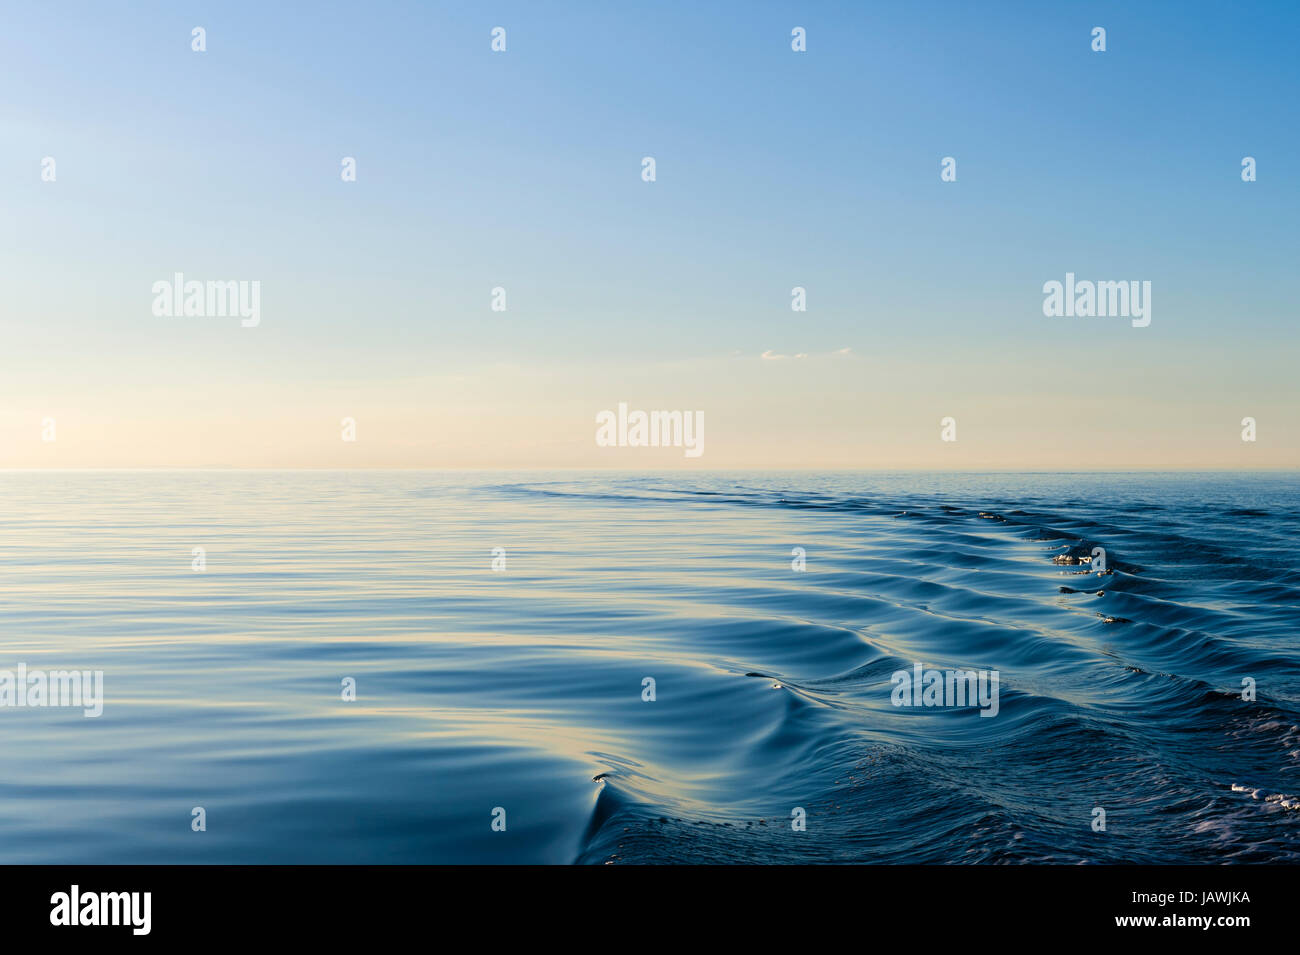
[1, 0, 1297, 468]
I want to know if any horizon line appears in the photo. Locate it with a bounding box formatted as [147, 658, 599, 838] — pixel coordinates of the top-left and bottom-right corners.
[3, 467, 1298, 474]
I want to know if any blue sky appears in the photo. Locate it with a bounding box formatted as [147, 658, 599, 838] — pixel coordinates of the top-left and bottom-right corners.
[2, 1, 1297, 467]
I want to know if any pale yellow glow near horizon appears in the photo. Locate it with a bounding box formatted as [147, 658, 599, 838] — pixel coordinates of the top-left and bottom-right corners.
[3, 344, 1297, 470]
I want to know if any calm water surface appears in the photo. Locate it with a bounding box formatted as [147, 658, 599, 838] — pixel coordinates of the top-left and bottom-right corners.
[1, 471, 1297, 863]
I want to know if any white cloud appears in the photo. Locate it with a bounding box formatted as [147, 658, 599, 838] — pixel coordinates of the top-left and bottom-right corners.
[760, 347, 850, 361]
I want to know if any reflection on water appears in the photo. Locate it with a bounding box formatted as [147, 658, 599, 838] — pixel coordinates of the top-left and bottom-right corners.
[1, 471, 1298, 863]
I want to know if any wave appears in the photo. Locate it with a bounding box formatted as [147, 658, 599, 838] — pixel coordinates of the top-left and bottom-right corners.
[512, 474, 1300, 863]
[3, 470, 1296, 863]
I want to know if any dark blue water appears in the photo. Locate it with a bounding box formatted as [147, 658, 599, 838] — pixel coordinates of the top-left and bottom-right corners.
[1, 471, 1297, 863]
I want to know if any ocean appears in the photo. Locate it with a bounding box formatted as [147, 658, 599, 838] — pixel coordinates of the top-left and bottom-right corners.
[1, 470, 1297, 863]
